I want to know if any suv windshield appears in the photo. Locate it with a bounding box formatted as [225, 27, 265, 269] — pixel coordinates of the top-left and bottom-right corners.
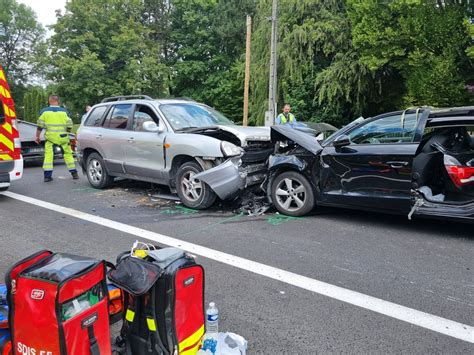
[159, 103, 234, 130]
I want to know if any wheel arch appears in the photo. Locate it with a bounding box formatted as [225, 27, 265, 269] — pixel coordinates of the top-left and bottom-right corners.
[168, 155, 198, 189]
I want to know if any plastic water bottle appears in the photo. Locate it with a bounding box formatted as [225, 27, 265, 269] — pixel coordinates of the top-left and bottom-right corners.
[206, 302, 219, 337]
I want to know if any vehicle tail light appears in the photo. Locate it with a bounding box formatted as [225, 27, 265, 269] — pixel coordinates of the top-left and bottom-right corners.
[70, 137, 77, 152]
[13, 137, 21, 160]
[445, 165, 474, 188]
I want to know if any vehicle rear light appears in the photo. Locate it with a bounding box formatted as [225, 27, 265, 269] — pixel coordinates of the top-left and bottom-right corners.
[15, 171, 21, 176]
[445, 165, 474, 188]
[13, 138, 21, 160]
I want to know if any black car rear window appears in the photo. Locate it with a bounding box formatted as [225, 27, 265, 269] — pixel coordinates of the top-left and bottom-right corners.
[85, 106, 108, 127]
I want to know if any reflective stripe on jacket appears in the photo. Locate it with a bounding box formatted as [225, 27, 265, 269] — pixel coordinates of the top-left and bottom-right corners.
[37, 106, 72, 145]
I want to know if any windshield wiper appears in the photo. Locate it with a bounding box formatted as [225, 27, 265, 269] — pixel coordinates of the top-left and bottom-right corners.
[175, 126, 220, 133]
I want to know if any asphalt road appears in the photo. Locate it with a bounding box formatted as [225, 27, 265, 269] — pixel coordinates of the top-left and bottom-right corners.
[1, 163, 473, 353]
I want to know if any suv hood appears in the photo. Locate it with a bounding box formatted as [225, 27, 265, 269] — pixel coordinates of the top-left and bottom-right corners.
[216, 125, 270, 146]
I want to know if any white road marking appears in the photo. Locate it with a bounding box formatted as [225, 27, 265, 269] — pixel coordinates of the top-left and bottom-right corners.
[2, 190, 473, 343]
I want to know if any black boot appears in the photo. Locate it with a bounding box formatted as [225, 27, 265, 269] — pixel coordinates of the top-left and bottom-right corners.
[71, 171, 79, 180]
[44, 176, 53, 182]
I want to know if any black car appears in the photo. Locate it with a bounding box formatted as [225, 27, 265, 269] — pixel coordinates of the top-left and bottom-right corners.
[266, 107, 474, 222]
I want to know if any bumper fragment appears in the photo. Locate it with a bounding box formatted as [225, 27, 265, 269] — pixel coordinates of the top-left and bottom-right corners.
[193, 157, 247, 200]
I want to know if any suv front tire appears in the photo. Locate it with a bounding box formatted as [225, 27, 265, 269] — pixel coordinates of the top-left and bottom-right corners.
[176, 161, 216, 209]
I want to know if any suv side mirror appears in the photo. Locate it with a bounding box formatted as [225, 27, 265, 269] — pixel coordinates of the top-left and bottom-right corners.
[142, 121, 160, 133]
[333, 134, 351, 148]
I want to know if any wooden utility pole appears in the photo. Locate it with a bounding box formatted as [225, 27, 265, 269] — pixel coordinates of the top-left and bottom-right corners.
[265, 0, 278, 126]
[243, 15, 252, 126]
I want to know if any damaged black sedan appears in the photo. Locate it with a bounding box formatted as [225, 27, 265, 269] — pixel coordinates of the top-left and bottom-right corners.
[266, 107, 474, 222]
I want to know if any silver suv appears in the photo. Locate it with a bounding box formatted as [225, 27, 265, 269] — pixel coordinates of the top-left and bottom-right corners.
[77, 96, 272, 209]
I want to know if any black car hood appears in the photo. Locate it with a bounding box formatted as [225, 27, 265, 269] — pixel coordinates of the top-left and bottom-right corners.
[271, 125, 323, 155]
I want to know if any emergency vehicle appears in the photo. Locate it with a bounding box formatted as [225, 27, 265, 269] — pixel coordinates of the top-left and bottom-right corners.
[0, 64, 23, 191]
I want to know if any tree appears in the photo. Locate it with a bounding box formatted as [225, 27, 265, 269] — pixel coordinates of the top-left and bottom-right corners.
[347, 0, 473, 107]
[249, 0, 374, 126]
[166, 0, 255, 123]
[48, 0, 169, 117]
[0, 0, 44, 84]
[22, 86, 48, 122]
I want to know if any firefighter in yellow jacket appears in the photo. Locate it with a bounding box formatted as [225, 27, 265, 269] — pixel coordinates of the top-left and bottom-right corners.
[35, 95, 79, 182]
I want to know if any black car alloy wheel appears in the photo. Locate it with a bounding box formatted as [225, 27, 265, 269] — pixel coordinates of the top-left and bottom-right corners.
[271, 171, 315, 216]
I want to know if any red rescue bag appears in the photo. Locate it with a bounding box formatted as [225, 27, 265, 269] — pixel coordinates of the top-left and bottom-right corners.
[5, 250, 111, 355]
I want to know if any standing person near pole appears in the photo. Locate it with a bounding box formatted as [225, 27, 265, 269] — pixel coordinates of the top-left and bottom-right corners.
[276, 104, 296, 125]
[35, 95, 79, 182]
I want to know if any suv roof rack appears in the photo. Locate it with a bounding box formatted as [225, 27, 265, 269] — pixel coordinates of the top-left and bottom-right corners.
[101, 95, 153, 103]
[157, 97, 196, 102]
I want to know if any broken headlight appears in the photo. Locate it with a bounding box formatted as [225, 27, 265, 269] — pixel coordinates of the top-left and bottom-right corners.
[221, 141, 243, 157]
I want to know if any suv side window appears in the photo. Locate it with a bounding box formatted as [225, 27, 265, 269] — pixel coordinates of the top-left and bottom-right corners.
[348, 114, 418, 144]
[132, 105, 159, 131]
[84, 106, 107, 127]
[104, 104, 132, 129]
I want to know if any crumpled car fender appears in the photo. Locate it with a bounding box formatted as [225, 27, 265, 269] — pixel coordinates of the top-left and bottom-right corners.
[193, 157, 246, 200]
[268, 154, 307, 172]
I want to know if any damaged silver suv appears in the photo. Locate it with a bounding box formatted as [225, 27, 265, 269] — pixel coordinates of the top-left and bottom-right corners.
[77, 96, 272, 209]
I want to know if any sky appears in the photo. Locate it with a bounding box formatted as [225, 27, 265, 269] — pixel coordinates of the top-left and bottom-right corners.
[17, 0, 67, 28]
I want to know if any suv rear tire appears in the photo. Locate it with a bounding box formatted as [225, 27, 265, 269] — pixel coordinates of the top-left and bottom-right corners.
[86, 152, 114, 189]
[176, 161, 216, 209]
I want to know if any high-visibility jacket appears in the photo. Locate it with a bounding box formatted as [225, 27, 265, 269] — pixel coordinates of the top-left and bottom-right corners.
[276, 113, 296, 124]
[37, 106, 73, 145]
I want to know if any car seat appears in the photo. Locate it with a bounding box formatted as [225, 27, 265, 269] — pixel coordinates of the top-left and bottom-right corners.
[412, 129, 452, 190]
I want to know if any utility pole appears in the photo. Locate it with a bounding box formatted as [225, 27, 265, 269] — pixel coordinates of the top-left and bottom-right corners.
[265, 0, 278, 127]
[243, 15, 252, 127]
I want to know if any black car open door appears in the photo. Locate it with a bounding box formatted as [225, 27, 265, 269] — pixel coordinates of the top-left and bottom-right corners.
[410, 113, 474, 222]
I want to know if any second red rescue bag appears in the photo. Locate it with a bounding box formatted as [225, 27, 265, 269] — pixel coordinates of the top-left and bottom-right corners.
[109, 247, 205, 355]
[5, 250, 111, 355]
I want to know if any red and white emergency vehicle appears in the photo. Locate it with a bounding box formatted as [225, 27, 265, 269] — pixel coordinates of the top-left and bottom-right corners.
[0, 64, 23, 191]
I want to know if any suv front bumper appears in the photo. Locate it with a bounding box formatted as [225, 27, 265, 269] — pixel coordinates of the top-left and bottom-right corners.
[194, 157, 267, 200]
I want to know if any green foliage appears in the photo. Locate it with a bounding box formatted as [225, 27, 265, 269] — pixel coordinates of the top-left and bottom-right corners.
[22, 86, 48, 122]
[166, 0, 255, 123]
[348, 0, 473, 108]
[14, 0, 474, 126]
[48, 0, 169, 117]
[0, 0, 45, 84]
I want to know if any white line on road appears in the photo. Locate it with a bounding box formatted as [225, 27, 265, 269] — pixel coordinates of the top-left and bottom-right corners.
[2, 191, 473, 343]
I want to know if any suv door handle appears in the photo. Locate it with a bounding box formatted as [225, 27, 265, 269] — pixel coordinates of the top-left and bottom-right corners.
[96, 134, 102, 140]
[127, 137, 135, 143]
[387, 161, 409, 168]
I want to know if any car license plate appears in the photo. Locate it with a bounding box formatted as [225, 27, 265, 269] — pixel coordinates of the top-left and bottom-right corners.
[27, 148, 44, 153]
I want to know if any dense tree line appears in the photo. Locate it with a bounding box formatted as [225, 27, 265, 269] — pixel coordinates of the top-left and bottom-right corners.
[1, 0, 472, 126]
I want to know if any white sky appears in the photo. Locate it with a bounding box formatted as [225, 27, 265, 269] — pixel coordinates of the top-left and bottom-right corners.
[17, 0, 67, 28]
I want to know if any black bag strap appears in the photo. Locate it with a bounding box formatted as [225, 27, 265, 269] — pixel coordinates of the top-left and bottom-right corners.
[144, 287, 168, 354]
[87, 325, 100, 355]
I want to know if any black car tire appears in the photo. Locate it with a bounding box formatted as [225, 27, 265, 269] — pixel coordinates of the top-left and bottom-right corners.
[0, 186, 8, 192]
[86, 152, 114, 189]
[271, 171, 315, 217]
[176, 161, 216, 209]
